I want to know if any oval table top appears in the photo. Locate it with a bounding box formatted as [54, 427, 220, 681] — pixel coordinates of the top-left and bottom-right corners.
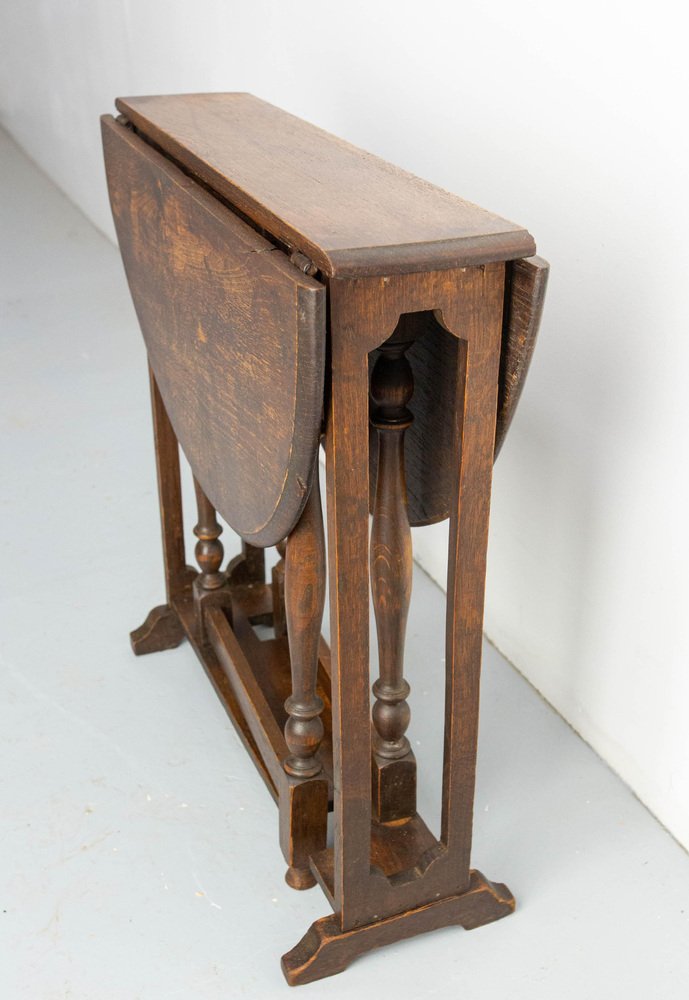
[102, 115, 325, 547]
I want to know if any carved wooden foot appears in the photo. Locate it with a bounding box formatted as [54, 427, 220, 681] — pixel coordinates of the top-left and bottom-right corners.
[281, 870, 514, 986]
[130, 604, 185, 656]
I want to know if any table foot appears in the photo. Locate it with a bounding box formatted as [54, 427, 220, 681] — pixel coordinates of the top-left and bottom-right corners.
[130, 604, 185, 655]
[281, 869, 514, 986]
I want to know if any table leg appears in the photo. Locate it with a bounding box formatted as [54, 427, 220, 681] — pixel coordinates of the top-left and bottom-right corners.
[130, 366, 187, 655]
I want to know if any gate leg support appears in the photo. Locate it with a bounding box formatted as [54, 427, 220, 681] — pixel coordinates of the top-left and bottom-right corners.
[282, 455, 328, 889]
[131, 367, 188, 655]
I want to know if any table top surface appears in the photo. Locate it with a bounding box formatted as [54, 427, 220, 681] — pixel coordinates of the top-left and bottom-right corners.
[115, 92, 535, 278]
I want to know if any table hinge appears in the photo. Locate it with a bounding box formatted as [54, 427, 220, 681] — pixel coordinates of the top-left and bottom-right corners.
[289, 249, 318, 277]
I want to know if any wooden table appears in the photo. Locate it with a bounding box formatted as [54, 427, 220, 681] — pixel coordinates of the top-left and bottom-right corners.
[101, 93, 548, 985]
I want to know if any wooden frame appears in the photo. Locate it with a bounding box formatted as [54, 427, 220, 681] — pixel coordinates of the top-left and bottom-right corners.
[104, 93, 548, 986]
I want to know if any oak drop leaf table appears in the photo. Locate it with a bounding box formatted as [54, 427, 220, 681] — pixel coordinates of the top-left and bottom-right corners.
[101, 93, 548, 985]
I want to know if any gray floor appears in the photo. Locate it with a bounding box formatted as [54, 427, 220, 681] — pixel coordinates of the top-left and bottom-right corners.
[1, 126, 687, 999]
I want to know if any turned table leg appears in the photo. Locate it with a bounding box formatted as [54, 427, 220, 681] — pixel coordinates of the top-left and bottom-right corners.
[369, 334, 417, 821]
[281, 455, 327, 889]
[193, 477, 225, 589]
[283, 455, 326, 780]
[271, 539, 287, 638]
[192, 477, 233, 636]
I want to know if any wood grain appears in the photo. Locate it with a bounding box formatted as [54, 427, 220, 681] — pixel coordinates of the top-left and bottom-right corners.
[102, 115, 325, 547]
[282, 870, 514, 985]
[322, 264, 510, 933]
[368, 312, 460, 527]
[110, 94, 545, 985]
[369, 256, 549, 523]
[284, 455, 327, 779]
[129, 367, 188, 656]
[115, 92, 535, 278]
[495, 255, 549, 456]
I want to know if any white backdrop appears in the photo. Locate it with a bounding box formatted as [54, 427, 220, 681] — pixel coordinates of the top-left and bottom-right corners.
[2, 0, 687, 851]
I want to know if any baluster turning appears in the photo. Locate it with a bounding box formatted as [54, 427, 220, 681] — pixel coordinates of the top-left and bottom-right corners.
[370, 334, 414, 760]
[283, 455, 326, 778]
[193, 478, 226, 590]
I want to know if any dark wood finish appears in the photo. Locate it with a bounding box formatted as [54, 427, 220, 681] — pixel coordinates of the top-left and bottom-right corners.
[282, 870, 514, 985]
[370, 334, 414, 762]
[223, 588, 335, 798]
[175, 595, 277, 801]
[310, 810, 440, 908]
[368, 314, 460, 527]
[115, 93, 535, 278]
[130, 603, 185, 656]
[148, 367, 188, 603]
[440, 264, 504, 878]
[281, 778, 329, 892]
[495, 255, 549, 456]
[369, 327, 418, 822]
[322, 277, 373, 926]
[370, 255, 549, 524]
[370, 754, 417, 826]
[284, 455, 326, 779]
[226, 541, 265, 587]
[130, 366, 188, 655]
[271, 539, 287, 638]
[319, 264, 509, 935]
[128, 378, 333, 883]
[206, 606, 328, 891]
[102, 115, 325, 547]
[206, 607, 292, 789]
[191, 478, 233, 634]
[193, 477, 225, 590]
[107, 93, 547, 987]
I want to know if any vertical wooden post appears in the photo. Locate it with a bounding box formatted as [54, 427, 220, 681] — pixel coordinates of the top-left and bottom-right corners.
[130, 366, 187, 655]
[369, 333, 417, 821]
[149, 367, 187, 603]
[283, 455, 326, 779]
[226, 541, 266, 588]
[271, 539, 287, 638]
[280, 454, 328, 891]
[192, 478, 233, 636]
[440, 263, 505, 887]
[284, 265, 517, 985]
[193, 478, 226, 590]
[322, 281, 376, 929]
[241, 542, 266, 584]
